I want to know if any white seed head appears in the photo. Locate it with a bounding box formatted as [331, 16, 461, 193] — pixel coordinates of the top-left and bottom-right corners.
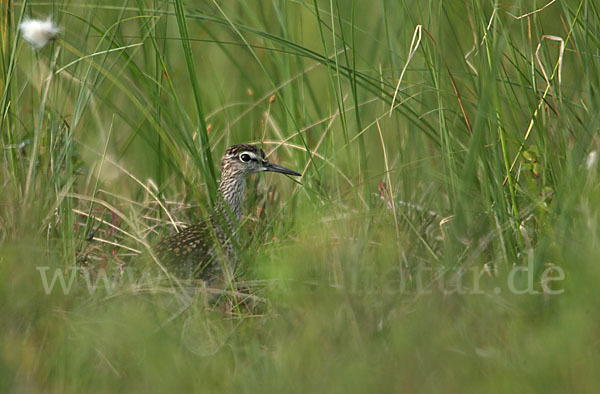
[19, 17, 59, 49]
[586, 150, 597, 170]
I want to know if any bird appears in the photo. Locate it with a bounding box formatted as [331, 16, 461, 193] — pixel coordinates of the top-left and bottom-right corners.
[155, 144, 300, 282]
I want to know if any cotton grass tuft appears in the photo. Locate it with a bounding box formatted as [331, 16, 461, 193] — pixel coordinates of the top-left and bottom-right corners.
[19, 17, 59, 49]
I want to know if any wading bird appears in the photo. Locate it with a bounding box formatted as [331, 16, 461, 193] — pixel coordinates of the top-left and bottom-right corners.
[156, 144, 300, 281]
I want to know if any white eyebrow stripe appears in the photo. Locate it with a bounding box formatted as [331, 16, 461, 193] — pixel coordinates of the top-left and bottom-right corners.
[240, 151, 259, 160]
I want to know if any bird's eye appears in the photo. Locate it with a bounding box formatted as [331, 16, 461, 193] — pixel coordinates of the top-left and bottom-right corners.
[240, 153, 251, 162]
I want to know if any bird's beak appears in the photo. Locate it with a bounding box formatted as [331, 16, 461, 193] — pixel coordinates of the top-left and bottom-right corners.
[263, 162, 301, 176]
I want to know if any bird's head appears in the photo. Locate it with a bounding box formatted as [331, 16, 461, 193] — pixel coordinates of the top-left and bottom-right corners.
[221, 144, 301, 179]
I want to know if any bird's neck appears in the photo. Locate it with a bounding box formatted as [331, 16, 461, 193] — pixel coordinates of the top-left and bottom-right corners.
[215, 175, 246, 225]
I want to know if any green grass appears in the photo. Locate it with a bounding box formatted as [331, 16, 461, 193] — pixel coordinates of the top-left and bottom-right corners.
[2, 0, 600, 392]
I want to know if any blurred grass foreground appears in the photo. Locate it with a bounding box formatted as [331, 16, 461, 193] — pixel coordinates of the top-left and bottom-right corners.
[1, 0, 600, 392]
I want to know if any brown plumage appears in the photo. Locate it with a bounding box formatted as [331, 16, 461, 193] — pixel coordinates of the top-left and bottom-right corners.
[156, 144, 300, 281]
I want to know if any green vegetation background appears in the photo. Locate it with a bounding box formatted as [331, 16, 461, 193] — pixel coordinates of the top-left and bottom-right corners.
[1, 0, 599, 392]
